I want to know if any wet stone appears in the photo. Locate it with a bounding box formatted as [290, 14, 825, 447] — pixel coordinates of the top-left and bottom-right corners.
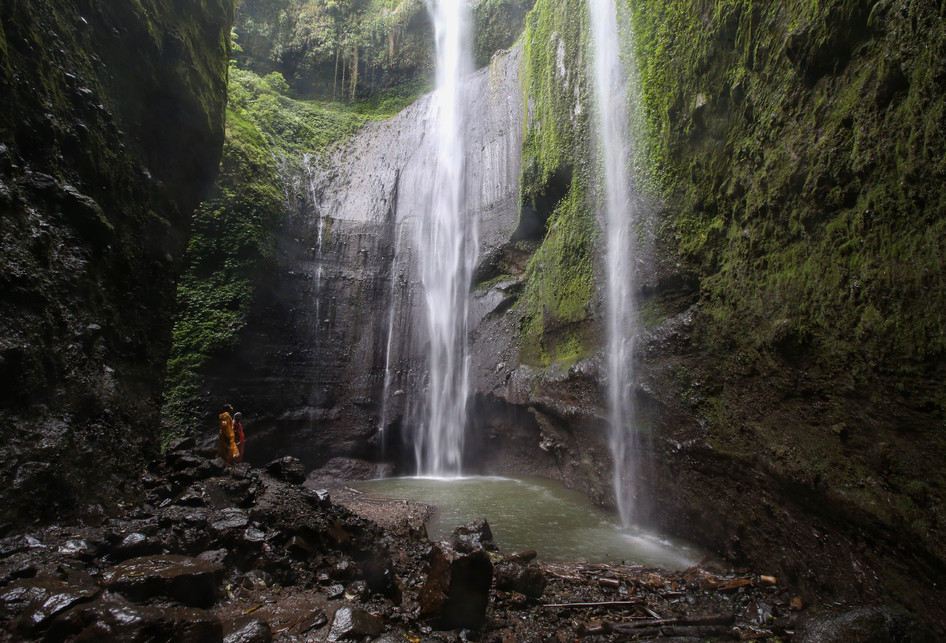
[211, 511, 249, 533]
[45, 599, 223, 642]
[101, 554, 224, 607]
[198, 549, 228, 566]
[243, 527, 267, 543]
[0, 534, 43, 558]
[450, 519, 497, 553]
[327, 605, 383, 642]
[223, 615, 272, 643]
[0, 575, 101, 636]
[112, 532, 161, 561]
[176, 487, 207, 507]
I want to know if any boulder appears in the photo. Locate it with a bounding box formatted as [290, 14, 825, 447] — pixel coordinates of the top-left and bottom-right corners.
[494, 561, 547, 598]
[419, 544, 493, 630]
[0, 575, 101, 636]
[45, 599, 223, 642]
[101, 554, 224, 607]
[450, 519, 497, 553]
[223, 615, 272, 643]
[795, 606, 935, 643]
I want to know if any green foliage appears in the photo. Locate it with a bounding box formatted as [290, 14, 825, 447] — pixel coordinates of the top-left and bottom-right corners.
[162, 103, 284, 436]
[629, 0, 946, 557]
[227, 66, 370, 156]
[519, 182, 597, 366]
[233, 0, 430, 100]
[520, 0, 590, 204]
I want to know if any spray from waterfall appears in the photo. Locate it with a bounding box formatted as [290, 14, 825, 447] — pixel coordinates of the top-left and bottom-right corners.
[590, 0, 640, 526]
[415, 0, 475, 476]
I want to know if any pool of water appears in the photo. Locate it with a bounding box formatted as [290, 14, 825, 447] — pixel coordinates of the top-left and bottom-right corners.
[354, 476, 703, 569]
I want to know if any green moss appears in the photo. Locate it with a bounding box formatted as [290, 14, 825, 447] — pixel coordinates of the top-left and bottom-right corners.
[629, 0, 946, 573]
[630, 0, 946, 378]
[514, 0, 599, 368]
[519, 181, 597, 366]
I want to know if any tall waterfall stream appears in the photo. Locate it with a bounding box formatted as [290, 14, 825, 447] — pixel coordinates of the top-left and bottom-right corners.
[413, 0, 476, 476]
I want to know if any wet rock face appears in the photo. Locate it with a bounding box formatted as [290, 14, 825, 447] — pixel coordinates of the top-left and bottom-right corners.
[205, 43, 613, 499]
[0, 0, 233, 526]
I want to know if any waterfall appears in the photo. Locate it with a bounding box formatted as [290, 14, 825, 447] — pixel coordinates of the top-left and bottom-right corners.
[415, 0, 475, 476]
[590, 0, 641, 526]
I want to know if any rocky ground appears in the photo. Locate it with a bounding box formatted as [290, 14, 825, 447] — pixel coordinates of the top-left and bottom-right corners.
[0, 442, 935, 642]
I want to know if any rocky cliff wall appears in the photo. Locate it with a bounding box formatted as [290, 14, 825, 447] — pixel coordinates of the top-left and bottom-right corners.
[0, 0, 233, 527]
[629, 0, 946, 630]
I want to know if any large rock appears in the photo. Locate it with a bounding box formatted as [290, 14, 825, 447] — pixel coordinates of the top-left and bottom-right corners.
[101, 554, 224, 607]
[326, 606, 383, 642]
[45, 599, 223, 642]
[795, 606, 935, 643]
[418, 544, 493, 630]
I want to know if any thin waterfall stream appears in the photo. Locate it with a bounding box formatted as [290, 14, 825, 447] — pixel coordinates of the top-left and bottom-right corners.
[590, 0, 642, 527]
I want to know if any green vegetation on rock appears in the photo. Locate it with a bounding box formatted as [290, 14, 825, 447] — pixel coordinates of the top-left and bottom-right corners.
[163, 64, 381, 438]
[629, 0, 946, 605]
[516, 0, 598, 368]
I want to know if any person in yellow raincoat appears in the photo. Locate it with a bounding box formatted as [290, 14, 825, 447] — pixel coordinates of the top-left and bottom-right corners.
[216, 404, 239, 463]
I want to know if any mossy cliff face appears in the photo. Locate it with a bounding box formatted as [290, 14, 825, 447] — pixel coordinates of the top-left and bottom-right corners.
[0, 0, 233, 526]
[627, 0, 946, 627]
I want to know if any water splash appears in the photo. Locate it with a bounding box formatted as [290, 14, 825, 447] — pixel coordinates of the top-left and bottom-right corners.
[590, 0, 641, 526]
[415, 0, 475, 476]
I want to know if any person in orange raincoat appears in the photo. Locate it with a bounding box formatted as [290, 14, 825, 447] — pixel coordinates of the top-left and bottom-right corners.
[216, 404, 239, 463]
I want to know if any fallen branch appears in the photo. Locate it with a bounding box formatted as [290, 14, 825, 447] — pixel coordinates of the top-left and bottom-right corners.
[612, 613, 734, 632]
[542, 599, 644, 608]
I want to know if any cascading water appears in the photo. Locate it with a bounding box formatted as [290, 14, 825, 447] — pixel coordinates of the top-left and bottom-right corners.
[590, 0, 641, 526]
[415, 0, 475, 476]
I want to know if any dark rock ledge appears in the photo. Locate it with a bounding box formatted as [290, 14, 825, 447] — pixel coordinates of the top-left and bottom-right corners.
[0, 441, 933, 642]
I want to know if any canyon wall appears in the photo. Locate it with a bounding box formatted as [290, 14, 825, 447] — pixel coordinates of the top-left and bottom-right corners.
[0, 0, 233, 526]
[174, 0, 945, 630]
